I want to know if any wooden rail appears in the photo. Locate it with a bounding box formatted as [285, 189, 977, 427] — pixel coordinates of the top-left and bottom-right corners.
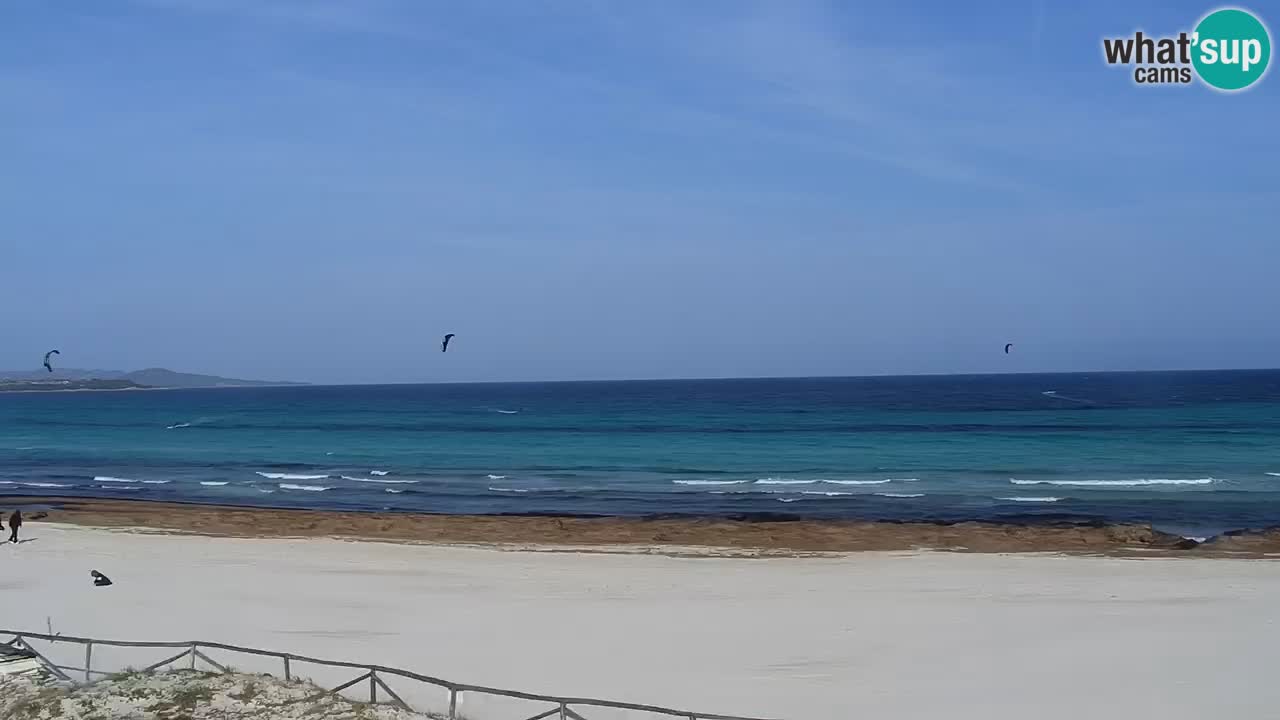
[2, 630, 776, 720]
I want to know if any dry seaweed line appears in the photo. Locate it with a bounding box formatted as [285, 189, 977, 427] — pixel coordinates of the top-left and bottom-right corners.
[2, 629, 774, 720]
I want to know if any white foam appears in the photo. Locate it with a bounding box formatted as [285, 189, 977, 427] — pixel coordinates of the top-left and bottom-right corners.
[886, 478, 921, 483]
[777, 498, 800, 503]
[821, 479, 892, 485]
[1009, 478, 1215, 487]
[494, 409, 519, 414]
[94, 476, 139, 483]
[1267, 473, 1280, 478]
[200, 481, 229, 486]
[256, 472, 329, 480]
[384, 489, 404, 494]
[489, 487, 529, 493]
[141, 480, 170, 485]
[257, 489, 276, 494]
[998, 496, 1061, 502]
[487, 474, 508, 480]
[876, 492, 925, 498]
[278, 483, 332, 492]
[369, 470, 390, 476]
[341, 476, 417, 484]
[801, 491, 853, 497]
[0, 481, 13, 485]
[24, 482, 70, 488]
[755, 478, 814, 485]
[166, 423, 191, 430]
[674, 479, 747, 486]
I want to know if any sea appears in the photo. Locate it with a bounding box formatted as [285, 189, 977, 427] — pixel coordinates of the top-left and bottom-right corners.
[3, 370, 1280, 536]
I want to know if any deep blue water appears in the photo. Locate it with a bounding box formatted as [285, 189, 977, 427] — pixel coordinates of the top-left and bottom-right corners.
[3, 371, 1280, 535]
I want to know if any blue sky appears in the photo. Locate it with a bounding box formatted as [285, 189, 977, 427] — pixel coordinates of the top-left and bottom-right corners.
[2, 0, 1277, 383]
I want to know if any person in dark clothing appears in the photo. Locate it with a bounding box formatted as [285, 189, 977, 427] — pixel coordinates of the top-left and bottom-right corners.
[91, 570, 113, 587]
[7, 510, 21, 543]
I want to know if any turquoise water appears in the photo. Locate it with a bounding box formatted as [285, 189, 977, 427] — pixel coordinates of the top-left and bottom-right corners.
[2, 371, 1280, 534]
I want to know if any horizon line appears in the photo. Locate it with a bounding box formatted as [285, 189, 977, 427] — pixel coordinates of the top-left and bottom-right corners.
[5, 365, 1280, 389]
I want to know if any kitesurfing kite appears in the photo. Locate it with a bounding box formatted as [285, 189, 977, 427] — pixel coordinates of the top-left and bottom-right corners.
[1004, 343, 1013, 355]
[43, 349, 60, 373]
[441, 334, 455, 353]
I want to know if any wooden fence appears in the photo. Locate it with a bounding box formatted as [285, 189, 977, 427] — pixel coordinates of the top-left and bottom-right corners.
[1, 630, 777, 720]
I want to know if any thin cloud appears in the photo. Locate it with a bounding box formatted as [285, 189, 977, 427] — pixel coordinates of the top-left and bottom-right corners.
[127, 0, 419, 37]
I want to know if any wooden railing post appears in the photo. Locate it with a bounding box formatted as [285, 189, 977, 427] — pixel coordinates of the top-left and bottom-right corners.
[448, 689, 457, 719]
[369, 671, 377, 703]
[84, 641, 93, 683]
[189, 644, 196, 670]
[559, 702, 568, 720]
[283, 657, 291, 681]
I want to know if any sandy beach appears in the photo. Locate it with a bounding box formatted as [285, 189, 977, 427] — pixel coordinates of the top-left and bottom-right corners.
[4, 521, 1279, 719]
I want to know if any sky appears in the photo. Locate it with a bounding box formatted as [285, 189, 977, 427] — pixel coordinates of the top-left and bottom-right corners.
[2, 0, 1278, 384]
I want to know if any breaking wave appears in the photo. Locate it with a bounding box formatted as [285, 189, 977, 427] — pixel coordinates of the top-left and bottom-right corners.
[278, 483, 332, 492]
[341, 476, 417, 484]
[92, 476, 169, 485]
[998, 496, 1061, 503]
[674, 479, 747, 486]
[876, 492, 924, 498]
[256, 472, 329, 480]
[1009, 478, 1215, 487]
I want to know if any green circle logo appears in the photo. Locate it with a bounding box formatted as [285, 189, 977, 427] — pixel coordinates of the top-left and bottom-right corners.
[1192, 8, 1271, 91]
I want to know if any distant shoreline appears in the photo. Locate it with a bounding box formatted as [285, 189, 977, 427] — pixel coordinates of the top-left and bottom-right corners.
[6, 496, 1280, 558]
[0, 383, 306, 394]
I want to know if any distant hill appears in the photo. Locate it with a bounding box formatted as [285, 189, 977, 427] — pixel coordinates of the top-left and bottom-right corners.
[0, 367, 304, 389]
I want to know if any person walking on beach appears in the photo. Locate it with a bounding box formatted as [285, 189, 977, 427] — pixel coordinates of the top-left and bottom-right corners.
[7, 510, 21, 543]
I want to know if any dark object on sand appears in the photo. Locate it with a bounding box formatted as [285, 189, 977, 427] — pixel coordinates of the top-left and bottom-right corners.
[91, 570, 113, 587]
[30, 512, 47, 520]
[7, 510, 20, 543]
[441, 333, 455, 352]
[1174, 537, 1202, 550]
[1004, 343, 1013, 354]
[43, 349, 60, 373]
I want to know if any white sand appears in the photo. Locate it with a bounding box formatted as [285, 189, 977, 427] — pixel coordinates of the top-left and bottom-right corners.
[4, 524, 1279, 720]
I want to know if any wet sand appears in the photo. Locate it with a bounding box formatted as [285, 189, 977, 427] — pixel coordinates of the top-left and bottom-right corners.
[6, 496, 1280, 557]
